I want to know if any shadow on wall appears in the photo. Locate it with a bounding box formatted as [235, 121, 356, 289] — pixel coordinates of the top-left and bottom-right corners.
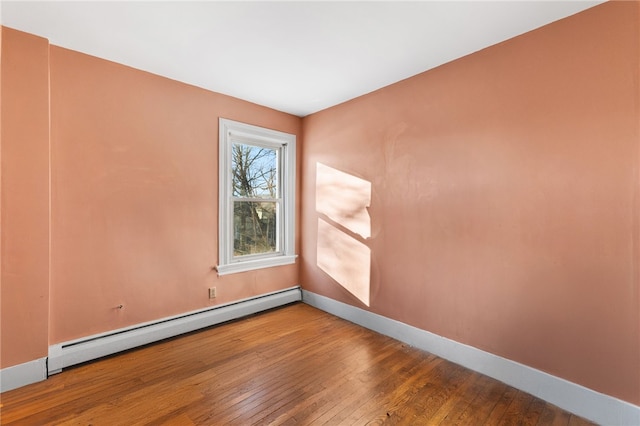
[315, 163, 371, 306]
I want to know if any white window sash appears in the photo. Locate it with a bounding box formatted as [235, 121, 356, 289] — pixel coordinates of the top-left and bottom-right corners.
[217, 118, 296, 275]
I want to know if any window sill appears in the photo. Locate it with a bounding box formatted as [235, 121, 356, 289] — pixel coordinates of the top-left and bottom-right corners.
[216, 254, 297, 276]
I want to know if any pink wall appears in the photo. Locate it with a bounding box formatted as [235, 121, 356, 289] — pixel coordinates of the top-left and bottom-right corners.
[301, 1, 640, 405]
[1, 26, 301, 367]
[48, 47, 301, 343]
[0, 28, 50, 368]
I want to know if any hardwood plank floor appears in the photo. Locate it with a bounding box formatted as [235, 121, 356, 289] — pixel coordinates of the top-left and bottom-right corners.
[0, 303, 596, 425]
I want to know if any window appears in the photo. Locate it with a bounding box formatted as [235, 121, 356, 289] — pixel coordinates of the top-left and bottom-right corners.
[217, 118, 296, 275]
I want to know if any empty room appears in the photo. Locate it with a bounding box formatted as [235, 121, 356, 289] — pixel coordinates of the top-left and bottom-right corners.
[1, 1, 638, 424]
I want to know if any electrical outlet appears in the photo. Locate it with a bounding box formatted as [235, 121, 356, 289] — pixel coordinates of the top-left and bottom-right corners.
[209, 287, 217, 299]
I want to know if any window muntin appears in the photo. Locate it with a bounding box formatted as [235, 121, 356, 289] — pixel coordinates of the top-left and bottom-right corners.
[217, 118, 296, 275]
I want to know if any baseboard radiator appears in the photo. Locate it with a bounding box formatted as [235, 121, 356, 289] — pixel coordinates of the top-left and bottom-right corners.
[48, 286, 301, 375]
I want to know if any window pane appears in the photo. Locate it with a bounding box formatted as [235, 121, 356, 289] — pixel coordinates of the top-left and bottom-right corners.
[233, 201, 278, 256]
[232, 144, 278, 198]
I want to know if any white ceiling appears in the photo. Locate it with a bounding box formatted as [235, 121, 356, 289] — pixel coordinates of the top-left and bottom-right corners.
[1, 1, 604, 117]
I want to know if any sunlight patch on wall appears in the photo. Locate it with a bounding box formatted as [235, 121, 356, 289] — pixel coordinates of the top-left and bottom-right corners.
[317, 218, 371, 306]
[316, 162, 371, 239]
[316, 163, 371, 306]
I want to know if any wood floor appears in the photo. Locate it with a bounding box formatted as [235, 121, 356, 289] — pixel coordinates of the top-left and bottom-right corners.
[1, 303, 595, 425]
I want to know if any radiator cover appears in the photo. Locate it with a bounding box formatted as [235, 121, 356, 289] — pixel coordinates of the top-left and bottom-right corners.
[48, 287, 301, 374]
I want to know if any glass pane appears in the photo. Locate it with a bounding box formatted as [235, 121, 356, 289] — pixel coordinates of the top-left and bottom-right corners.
[233, 201, 278, 256]
[232, 144, 278, 198]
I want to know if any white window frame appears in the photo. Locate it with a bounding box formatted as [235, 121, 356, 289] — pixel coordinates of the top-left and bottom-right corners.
[217, 118, 296, 275]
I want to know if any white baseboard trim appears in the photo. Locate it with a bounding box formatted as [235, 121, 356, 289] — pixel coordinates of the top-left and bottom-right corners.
[0, 357, 47, 392]
[302, 290, 640, 426]
[49, 286, 301, 375]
